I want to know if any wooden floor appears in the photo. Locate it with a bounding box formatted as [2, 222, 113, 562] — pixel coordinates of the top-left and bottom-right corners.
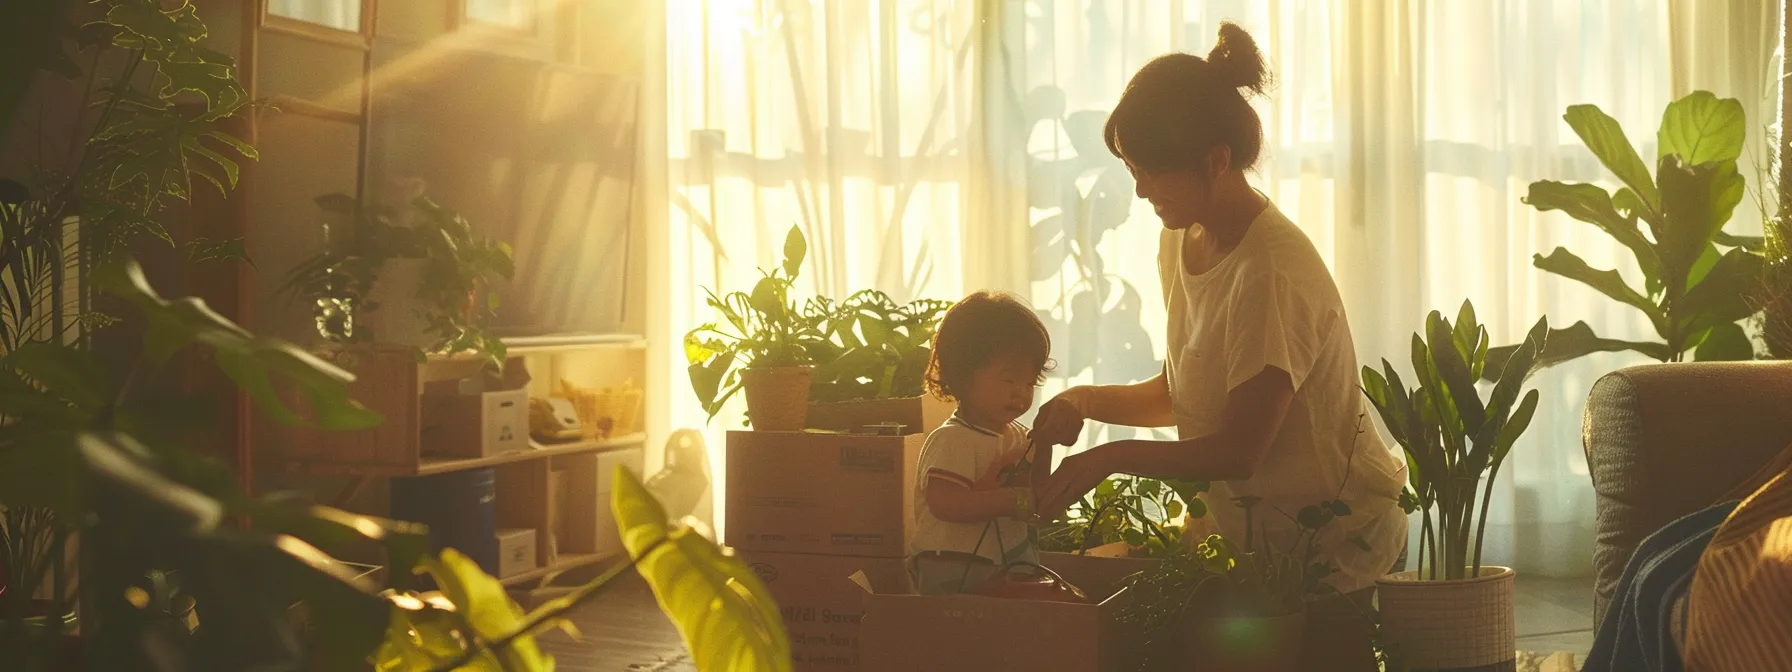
[533, 571, 692, 672]
[532, 571, 1596, 671]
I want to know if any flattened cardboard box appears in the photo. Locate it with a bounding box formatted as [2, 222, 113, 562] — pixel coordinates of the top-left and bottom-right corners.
[726, 431, 923, 558]
[858, 553, 1157, 672]
[742, 551, 911, 671]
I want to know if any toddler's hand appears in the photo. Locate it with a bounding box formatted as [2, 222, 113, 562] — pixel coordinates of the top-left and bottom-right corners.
[975, 446, 1031, 490]
[1032, 395, 1086, 447]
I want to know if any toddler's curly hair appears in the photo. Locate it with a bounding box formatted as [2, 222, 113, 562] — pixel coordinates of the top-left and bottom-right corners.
[923, 291, 1054, 402]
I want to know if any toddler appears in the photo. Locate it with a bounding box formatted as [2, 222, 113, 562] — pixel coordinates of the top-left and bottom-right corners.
[908, 291, 1055, 595]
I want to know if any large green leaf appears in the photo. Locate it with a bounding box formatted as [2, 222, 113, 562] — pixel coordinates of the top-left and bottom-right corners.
[424, 548, 552, 671]
[1562, 104, 1661, 214]
[1523, 181, 1660, 284]
[613, 466, 792, 672]
[1425, 312, 1484, 431]
[1677, 247, 1766, 340]
[1531, 248, 1662, 331]
[1482, 321, 1671, 381]
[781, 224, 807, 279]
[1658, 91, 1746, 166]
[3, 341, 114, 412]
[1493, 389, 1540, 463]
[92, 259, 382, 430]
[1693, 322, 1754, 361]
[1655, 156, 1745, 299]
[248, 498, 432, 592]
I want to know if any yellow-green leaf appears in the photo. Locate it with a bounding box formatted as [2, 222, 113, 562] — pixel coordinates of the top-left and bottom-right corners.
[613, 466, 792, 672]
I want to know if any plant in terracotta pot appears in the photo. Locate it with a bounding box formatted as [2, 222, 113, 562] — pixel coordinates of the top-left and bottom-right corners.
[1361, 300, 1549, 671]
[685, 225, 824, 430]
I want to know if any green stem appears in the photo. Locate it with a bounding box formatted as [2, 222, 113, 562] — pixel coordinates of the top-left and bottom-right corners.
[426, 539, 661, 672]
[1471, 464, 1502, 577]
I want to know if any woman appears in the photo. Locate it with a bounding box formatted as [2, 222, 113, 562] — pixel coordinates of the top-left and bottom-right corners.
[1033, 24, 1407, 603]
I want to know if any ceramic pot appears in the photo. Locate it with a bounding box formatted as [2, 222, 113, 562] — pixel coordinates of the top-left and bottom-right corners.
[1376, 566, 1517, 671]
[1180, 608, 1307, 672]
[741, 366, 813, 431]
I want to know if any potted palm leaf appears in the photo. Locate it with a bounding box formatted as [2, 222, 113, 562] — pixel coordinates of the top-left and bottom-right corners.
[685, 225, 821, 431]
[1362, 301, 1549, 670]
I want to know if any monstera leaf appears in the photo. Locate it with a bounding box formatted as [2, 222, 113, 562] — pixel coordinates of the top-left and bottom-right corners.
[613, 466, 792, 671]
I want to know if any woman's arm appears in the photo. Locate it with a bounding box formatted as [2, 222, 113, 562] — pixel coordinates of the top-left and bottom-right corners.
[926, 479, 1028, 524]
[1038, 366, 1295, 515]
[1057, 369, 1177, 429]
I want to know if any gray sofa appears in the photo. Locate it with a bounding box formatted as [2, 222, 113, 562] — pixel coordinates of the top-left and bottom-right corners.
[1582, 361, 1792, 625]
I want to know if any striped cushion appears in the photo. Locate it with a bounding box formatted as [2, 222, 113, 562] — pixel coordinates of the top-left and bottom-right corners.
[1683, 463, 1792, 669]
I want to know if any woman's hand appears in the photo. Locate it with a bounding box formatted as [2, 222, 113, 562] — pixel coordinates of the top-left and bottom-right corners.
[1031, 393, 1088, 447]
[1036, 446, 1118, 520]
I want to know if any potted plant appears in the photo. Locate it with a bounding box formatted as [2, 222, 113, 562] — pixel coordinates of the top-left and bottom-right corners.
[281, 189, 515, 370]
[1361, 301, 1549, 670]
[1483, 91, 1762, 376]
[1037, 475, 1208, 559]
[802, 290, 955, 432]
[685, 225, 822, 430]
[1117, 493, 1354, 672]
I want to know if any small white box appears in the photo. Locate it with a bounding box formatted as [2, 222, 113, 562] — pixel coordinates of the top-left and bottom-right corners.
[495, 528, 537, 578]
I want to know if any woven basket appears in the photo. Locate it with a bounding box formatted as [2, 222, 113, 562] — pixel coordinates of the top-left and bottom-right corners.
[561, 380, 643, 440]
[741, 366, 812, 431]
[1377, 566, 1517, 670]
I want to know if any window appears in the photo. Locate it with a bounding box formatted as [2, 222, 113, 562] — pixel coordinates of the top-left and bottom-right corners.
[266, 0, 362, 33]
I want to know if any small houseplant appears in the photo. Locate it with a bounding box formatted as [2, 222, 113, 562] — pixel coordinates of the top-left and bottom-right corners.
[281, 190, 515, 370]
[802, 290, 955, 431]
[1484, 91, 1762, 377]
[685, 224, 822, 430]
[1362, 301, 1548, 669]
[1038, 475, 1208, 558]
[1117, 494, 1355, 672]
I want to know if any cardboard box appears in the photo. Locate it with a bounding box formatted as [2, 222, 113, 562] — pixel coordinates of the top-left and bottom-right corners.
[805, 395, 956, 434]
[421, 387, 530, 458]
[495, 528, 537, 578]
[858, 553, 1156, 672]
[726, 431, 923, 558]
[741, 551, 912, 671]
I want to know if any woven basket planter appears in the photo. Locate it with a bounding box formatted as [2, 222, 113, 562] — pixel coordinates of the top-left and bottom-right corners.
[1377, 566, 1517, 670]
[1180, 608, 1307, 672]
[742, 366, 813, 431]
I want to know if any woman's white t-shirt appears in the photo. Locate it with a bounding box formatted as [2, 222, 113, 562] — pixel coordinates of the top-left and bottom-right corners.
[1158, 201, 1408, 594]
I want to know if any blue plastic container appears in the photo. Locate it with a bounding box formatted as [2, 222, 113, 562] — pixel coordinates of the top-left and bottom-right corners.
[390, 468, 499, 576]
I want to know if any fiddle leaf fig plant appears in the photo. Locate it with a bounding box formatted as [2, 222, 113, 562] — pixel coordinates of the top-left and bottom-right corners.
[684, 224, 822, 420]
[1485, 91, 1762, 379]
[1365, 301, 1548, 580]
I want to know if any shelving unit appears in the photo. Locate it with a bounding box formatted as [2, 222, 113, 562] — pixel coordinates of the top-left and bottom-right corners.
[268, 336, 649, 592]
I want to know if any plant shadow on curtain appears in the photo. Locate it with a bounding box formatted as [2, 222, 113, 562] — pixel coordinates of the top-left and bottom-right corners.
[661, 0, 1747, 579]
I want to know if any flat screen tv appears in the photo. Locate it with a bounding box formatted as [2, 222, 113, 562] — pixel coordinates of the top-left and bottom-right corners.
[364, 40, 638, 337]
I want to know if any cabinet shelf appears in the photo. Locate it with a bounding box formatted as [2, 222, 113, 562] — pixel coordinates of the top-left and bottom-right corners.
[416, 434, 646, 476]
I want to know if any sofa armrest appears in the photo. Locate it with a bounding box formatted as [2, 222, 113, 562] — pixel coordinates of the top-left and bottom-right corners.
[1583, 361, 1792, 625]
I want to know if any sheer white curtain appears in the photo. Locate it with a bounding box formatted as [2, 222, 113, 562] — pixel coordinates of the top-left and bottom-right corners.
[652, 0, 1775, 576]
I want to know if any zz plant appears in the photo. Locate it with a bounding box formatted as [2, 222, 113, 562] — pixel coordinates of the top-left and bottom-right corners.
[1363, 301, 1548, 580]
[1487, 91, 1762, 377]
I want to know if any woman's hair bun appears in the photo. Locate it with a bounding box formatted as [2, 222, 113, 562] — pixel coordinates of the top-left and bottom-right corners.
[1208, 22, 1269, 96]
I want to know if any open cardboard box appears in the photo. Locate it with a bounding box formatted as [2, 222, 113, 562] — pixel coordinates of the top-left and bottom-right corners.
[855, 552, 1156, 672]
